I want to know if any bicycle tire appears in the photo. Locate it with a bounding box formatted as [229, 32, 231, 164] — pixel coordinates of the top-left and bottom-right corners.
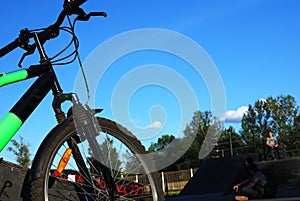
[29, 117, 164, 201]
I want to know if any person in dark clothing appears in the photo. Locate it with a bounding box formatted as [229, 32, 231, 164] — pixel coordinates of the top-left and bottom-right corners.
[266, 131, 280, 160]
[233, 157, 268, 200]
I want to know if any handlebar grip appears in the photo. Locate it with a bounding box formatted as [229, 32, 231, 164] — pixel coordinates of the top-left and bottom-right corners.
[0, 39, 20, 58]
[89, 12, 107, 17]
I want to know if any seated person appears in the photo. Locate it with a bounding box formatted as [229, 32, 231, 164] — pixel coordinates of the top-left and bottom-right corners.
[233, 157, 268, 201]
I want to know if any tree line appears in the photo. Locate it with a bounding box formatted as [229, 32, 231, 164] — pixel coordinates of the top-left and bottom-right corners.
[148, 94, 300, 171]
[8, 94, 300, 172]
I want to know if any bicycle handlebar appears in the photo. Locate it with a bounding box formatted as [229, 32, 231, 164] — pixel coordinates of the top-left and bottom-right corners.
[0, 39, 20, 58]
[72, 0, 87, 7]
[0, 0, 92, 59]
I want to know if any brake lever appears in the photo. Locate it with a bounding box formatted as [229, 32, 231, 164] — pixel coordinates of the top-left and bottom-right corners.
[75, 11, 107, 21]
[18, 45, 35, 68]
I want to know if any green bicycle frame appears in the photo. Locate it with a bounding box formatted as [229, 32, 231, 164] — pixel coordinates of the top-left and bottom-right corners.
[0, 65, 54, 151]
[0, 70, 28, 87]
[0, 70, 28, 151]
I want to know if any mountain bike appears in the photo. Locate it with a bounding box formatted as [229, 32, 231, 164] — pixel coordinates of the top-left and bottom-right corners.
[0, 0, 164, 200]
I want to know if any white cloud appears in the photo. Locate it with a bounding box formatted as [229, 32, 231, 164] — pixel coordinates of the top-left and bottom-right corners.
[221, 106, 248, 123]
[147, 121, 163, 129]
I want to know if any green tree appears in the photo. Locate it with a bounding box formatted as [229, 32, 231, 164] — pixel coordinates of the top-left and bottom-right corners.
[148, 135, 175, 153]
[217, 126, 245, 157]
[271, 95, 299, 155]
[291, 115, 300, 156]
[99, 138, 122, 172]
[147, 111, 222, 171]
[7, 136, 31, 168]
[241, 98, 272, 154]
[241, 95, 300, 157]
[176, 111, 222, 170]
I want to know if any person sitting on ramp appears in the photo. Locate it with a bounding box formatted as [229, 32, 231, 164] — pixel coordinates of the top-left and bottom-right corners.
[233, 157, 268, 200]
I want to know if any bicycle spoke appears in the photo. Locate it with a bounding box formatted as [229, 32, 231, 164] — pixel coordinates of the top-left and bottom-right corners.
[32, 118, 163, 200]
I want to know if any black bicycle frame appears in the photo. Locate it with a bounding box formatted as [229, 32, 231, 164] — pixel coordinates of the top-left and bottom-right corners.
[0, 6, 118, 197]
[0, 62, 71, 150]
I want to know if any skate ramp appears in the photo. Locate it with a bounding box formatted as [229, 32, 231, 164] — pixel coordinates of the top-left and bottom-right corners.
[179, 156, 248, 196]
[167, 156, 300, 201]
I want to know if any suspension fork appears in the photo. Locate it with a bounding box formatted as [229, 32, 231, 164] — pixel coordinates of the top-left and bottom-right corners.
[51, 95, 101, 200]
[52, 92, 118, 199]
[71, 94, 118, 200]
[67, 136, 97, 200]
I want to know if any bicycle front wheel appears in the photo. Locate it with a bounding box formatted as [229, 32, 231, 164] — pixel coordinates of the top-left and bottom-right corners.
[30, 117, 164, 201]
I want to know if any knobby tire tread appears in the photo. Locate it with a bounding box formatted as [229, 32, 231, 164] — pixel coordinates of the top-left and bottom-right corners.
[29, 117, 164, 201]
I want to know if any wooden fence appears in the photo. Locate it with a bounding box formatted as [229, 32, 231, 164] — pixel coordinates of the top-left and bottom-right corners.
[125, 168, 197, 195]
[161, 168, 197, 195]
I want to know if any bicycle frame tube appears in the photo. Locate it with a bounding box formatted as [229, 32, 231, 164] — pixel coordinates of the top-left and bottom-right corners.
[0, 65, 54, 151]
[0, 70, 28, 87]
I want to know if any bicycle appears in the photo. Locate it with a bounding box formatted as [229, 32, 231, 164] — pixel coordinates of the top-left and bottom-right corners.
[0, 0, 164, 200]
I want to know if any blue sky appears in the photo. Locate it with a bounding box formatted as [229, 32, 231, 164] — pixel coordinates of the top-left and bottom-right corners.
[0, 0, 300, 162]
